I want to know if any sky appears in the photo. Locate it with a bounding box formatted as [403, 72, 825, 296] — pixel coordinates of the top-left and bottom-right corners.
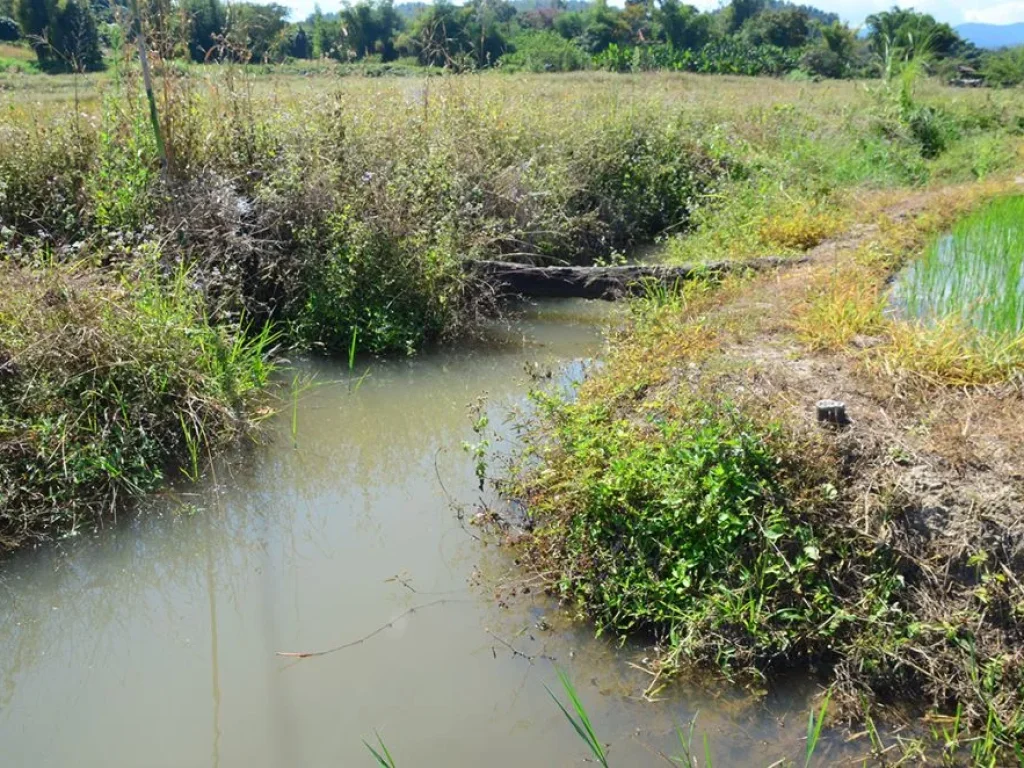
[281, 0, 1024, 29]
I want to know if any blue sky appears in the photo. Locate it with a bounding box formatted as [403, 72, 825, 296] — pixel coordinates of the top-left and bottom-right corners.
[281, 0, 1024, 28]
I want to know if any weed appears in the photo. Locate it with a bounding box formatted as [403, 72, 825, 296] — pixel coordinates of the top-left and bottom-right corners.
[0, 257, 274, 549]
[547, 668, 609, 767]
[363, 732, 397, 767]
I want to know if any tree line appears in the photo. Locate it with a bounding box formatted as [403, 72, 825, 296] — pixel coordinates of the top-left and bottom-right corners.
[0, 0, 1012, 82]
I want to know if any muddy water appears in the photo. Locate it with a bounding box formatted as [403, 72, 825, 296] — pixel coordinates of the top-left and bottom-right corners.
[0, 300, 834, 767]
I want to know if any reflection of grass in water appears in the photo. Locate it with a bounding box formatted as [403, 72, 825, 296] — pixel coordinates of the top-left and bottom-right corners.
[903, 196, 1024, 338]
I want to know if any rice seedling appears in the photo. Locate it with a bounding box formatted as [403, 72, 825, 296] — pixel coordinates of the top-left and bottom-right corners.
[897, 195, 1024, 339]
[546, 667, 609, 767]
[804, 690, 831, 768]
[363, 732, 397, 767]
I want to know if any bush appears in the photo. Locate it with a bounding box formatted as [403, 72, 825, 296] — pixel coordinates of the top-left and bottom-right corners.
[0, 16, 19, 41]
[800, 47, 845, 79]
[982, 45, 1024, 87]
[0, 258, 275, 549]
[515, 387, 888, 674]
[290, 213, 466, 354]
[501, 30, 588, 72]
[0, 117, 94, 242]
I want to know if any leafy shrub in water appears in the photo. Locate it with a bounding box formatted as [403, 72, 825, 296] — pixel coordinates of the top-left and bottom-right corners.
[565, 122, 727, 253]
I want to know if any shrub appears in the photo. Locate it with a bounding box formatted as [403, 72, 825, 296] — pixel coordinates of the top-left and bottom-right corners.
[0, 16, 19, 41]
[799, 47, 844, 79]
[501, 30, 588, 72]
[0, 258, 275, 549]
[0, 117, 94, 242]
[982, 45, 1024, 87]
[516, 388, 891, 675]
[290, 213, 466, 354]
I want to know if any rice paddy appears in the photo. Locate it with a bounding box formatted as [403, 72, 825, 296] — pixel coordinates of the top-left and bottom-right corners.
[896, 195, 1024, 338]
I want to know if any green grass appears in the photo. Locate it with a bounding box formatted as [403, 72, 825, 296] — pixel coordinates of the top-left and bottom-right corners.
[0, 258, 275, 550]
[516, 381, 891, 686]
[900, 195, 1024, 339]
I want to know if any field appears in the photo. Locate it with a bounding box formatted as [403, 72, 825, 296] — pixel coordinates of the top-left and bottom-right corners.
[3, 67, 1024, 763]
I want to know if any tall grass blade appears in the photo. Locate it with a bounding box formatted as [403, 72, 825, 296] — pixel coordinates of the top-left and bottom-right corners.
[804, 689, 831, 768]
[545, 668, 609, 767]
[349, 327, 359, 371]
[362, 732, 396, 767]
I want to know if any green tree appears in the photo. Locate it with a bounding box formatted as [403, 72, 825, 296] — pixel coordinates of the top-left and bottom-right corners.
[223, 2, 288, 61]
[467, 0, 509, 66]
[742, 7, 809, 48]
[0, 14, 19, 39]
[15, 0, 104, 71]
[656, 0, 712, 51]
[577, 0, 629, 54]
[376, 0, 400, 60]
[552, 10, 584, 40]
[819, 19, 855, 60]
[14, 0, 48, 54]
[289, 24, 311, 58]
[982, 45, 1024, 87]
[52, 0, 102, 69]
[311, 5, 326, 56]
[341, 0, 377, 59]
[408, 1, 469, 66]
[865, 6, 964, 64]
[184, 0, 224, 61]
[724, 0, 763, 35]
[799, 20, 858, 78]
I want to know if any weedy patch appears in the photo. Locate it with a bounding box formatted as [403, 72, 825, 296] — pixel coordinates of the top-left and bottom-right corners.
[757, 205, 845, 252]
[0, 259, 274, 550]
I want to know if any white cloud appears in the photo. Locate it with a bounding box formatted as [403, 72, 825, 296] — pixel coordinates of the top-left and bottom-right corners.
[963, 2, 1024, 24]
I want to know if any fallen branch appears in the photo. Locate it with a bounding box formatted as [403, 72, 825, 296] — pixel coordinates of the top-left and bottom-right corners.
[275, 598, 461, 659]
[470, 256, 805, 301]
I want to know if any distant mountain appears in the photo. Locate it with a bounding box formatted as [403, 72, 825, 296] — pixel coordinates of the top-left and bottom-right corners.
[956, 23, 1024, 50]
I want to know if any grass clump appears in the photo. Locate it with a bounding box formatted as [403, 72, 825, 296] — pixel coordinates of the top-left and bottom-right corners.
[519, 389, 868, 675]
[757, 204, 844, 252]
[0, 258, 274, 549]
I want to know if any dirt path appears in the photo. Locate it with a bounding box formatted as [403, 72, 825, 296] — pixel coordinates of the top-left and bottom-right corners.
[638, 186, 1024, 720]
